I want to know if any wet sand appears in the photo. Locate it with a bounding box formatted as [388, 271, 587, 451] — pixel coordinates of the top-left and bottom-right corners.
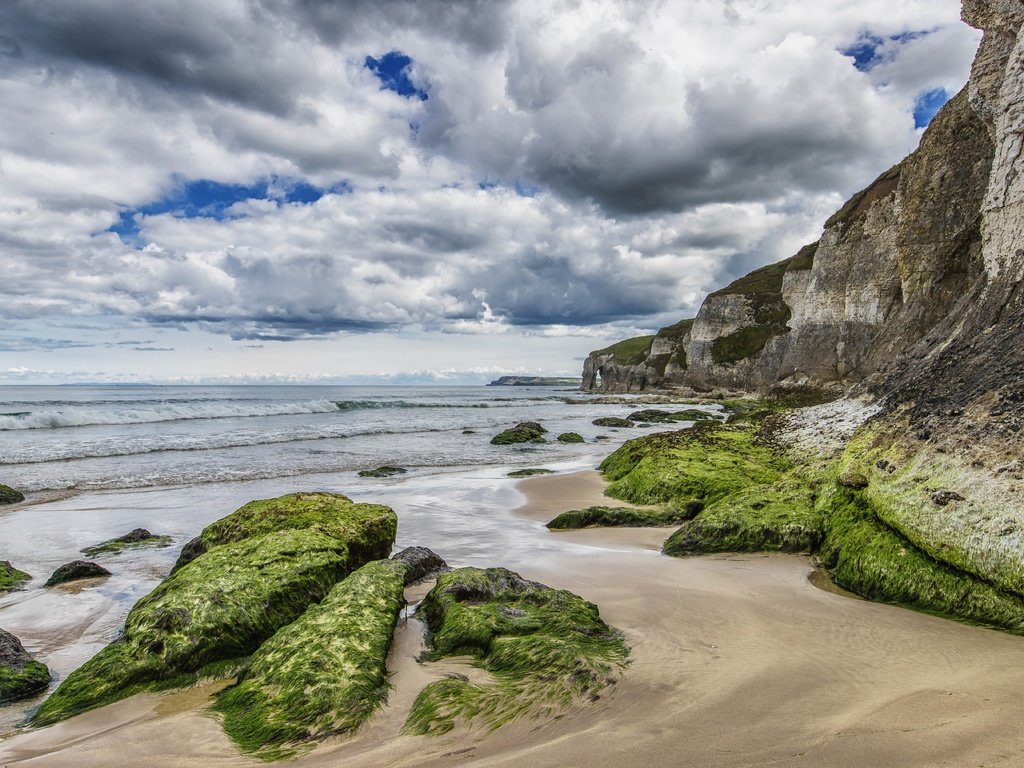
[4, 470, 1024, 766]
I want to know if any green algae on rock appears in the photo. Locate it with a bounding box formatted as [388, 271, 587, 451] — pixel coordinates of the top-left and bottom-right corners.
[547, 506, 691, 530]
[663, 476, 822, 556]
[0, 483, 24, 506]
[33, 529, 353, 725]
[600, 422, 787, 509]
[0, 561, 30, 594]
[490, 422, 548, 445]
[357, 466, 407, 478]
[507, 468, 555, 478]
[817, 481, 1024, 633]
[405, 567, 628, 735]
[81, 528, 173, 558]
[174, 492, 396, 571]
[592, 417, 634, 428]
[214, 560, 408, 761]
[556, 432, 585, 443]
[0, 628, 50, 704]
[626, 408, 716, 424]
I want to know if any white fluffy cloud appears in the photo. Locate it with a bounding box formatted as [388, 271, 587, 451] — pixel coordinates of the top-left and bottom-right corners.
[0, 0, 980, 379]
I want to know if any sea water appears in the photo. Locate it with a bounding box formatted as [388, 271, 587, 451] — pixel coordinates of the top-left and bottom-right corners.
[0, 385, 718, 733]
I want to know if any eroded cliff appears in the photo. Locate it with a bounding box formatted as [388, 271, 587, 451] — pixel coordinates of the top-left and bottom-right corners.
[583, 0, 1017, 400]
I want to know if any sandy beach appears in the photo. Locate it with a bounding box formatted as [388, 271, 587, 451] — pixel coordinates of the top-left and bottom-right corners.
[4, 469, 1024, 767]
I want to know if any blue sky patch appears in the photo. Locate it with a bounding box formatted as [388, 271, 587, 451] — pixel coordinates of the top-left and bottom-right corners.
[106, 176, 350, 246]
[841, 29, 932, 72]
[365, 51, 428, 100]
[913, 88, 949, 128]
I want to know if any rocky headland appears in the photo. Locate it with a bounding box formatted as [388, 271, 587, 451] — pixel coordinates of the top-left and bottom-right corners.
[576, 0, 1024, 633]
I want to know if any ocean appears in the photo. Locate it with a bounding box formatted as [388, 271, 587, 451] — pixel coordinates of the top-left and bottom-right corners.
[0, 384, 719, 734]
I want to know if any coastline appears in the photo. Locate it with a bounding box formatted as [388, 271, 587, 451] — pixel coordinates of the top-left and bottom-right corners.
[5, 467, 1024, 766]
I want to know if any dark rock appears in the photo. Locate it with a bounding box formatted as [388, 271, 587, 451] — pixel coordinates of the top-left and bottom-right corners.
[490, 422, 547, 445]
[0, 628, 50, 703]
[0, 483, 24, 505]
[592, 417, 633, 428]
[556, 432, 585, 443]
[390, 546, 449, 586]
[82, 528, 173, 557]
[173, 536, 207, 571]
[507, 468, 555, 478]
[357, 466, 407, 478]
[931, 490, 966, 507]
[45, 560, 112, 587]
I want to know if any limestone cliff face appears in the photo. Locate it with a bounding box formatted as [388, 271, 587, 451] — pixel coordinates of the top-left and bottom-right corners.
[584, 1, 1021, 403]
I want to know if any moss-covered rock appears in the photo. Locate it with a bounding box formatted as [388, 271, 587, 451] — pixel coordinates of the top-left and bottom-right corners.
[663, 477, 822, 556]
[0, 561, 30, 594]
[547, 506, 691, 530]
[0, 628, 50, 704]
[357, 466, 407, 478]
[817, 483, 1024, 633]
[592, 417, 633, 428]
[34, 493, 398, 727]
[490, 422, 548, 445]
[44, 560, 111, 587]
[626, 408, 716, 424]
[213, 560, 408, 761]
[600, 422, 787, 509]
[507, 468, 555, 478]
[81, 528, 173, 557]
[0, 483, 24, 505]
[174, 492, 395, 571]
[556, 432, 585, 443]
[405, 567, 628, 735]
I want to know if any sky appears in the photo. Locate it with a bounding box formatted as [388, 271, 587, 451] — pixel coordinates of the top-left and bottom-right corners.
[0, 0, 981, 385]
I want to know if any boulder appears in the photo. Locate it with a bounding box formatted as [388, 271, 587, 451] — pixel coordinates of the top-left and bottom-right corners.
[592, 417, 633, 428]
[391, 546, 449, 585]
[0, 628, 50, 704]
[357, 466, 407, 478]
[556, 432, 585, 443]
[82, 528, 173, 557]
[0, 561, 30, 594]
[490, 422, 547, 445]
[44, 560, 111, 587]
[0, 483, 24, 505]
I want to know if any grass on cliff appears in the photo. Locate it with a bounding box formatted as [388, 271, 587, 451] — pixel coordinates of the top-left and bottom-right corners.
[214, 560, 407, 761]
[590, 335, 655, 366]
[599, 422, 788, 510]
[405, 567, 628, 735]
[0, 561, 30, 593]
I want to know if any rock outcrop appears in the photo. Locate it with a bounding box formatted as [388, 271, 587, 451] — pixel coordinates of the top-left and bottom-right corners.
[0, 628, 50, 703]
[583, 0, 1020, 402]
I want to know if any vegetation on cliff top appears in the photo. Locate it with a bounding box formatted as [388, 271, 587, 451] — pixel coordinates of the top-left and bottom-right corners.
[214, 560, 407, 761]
[405, 567, 628, 735]
[589, 335, 655, 366]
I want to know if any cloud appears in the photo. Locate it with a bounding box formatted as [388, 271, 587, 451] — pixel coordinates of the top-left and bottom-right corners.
[0, 0, 981, 370]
